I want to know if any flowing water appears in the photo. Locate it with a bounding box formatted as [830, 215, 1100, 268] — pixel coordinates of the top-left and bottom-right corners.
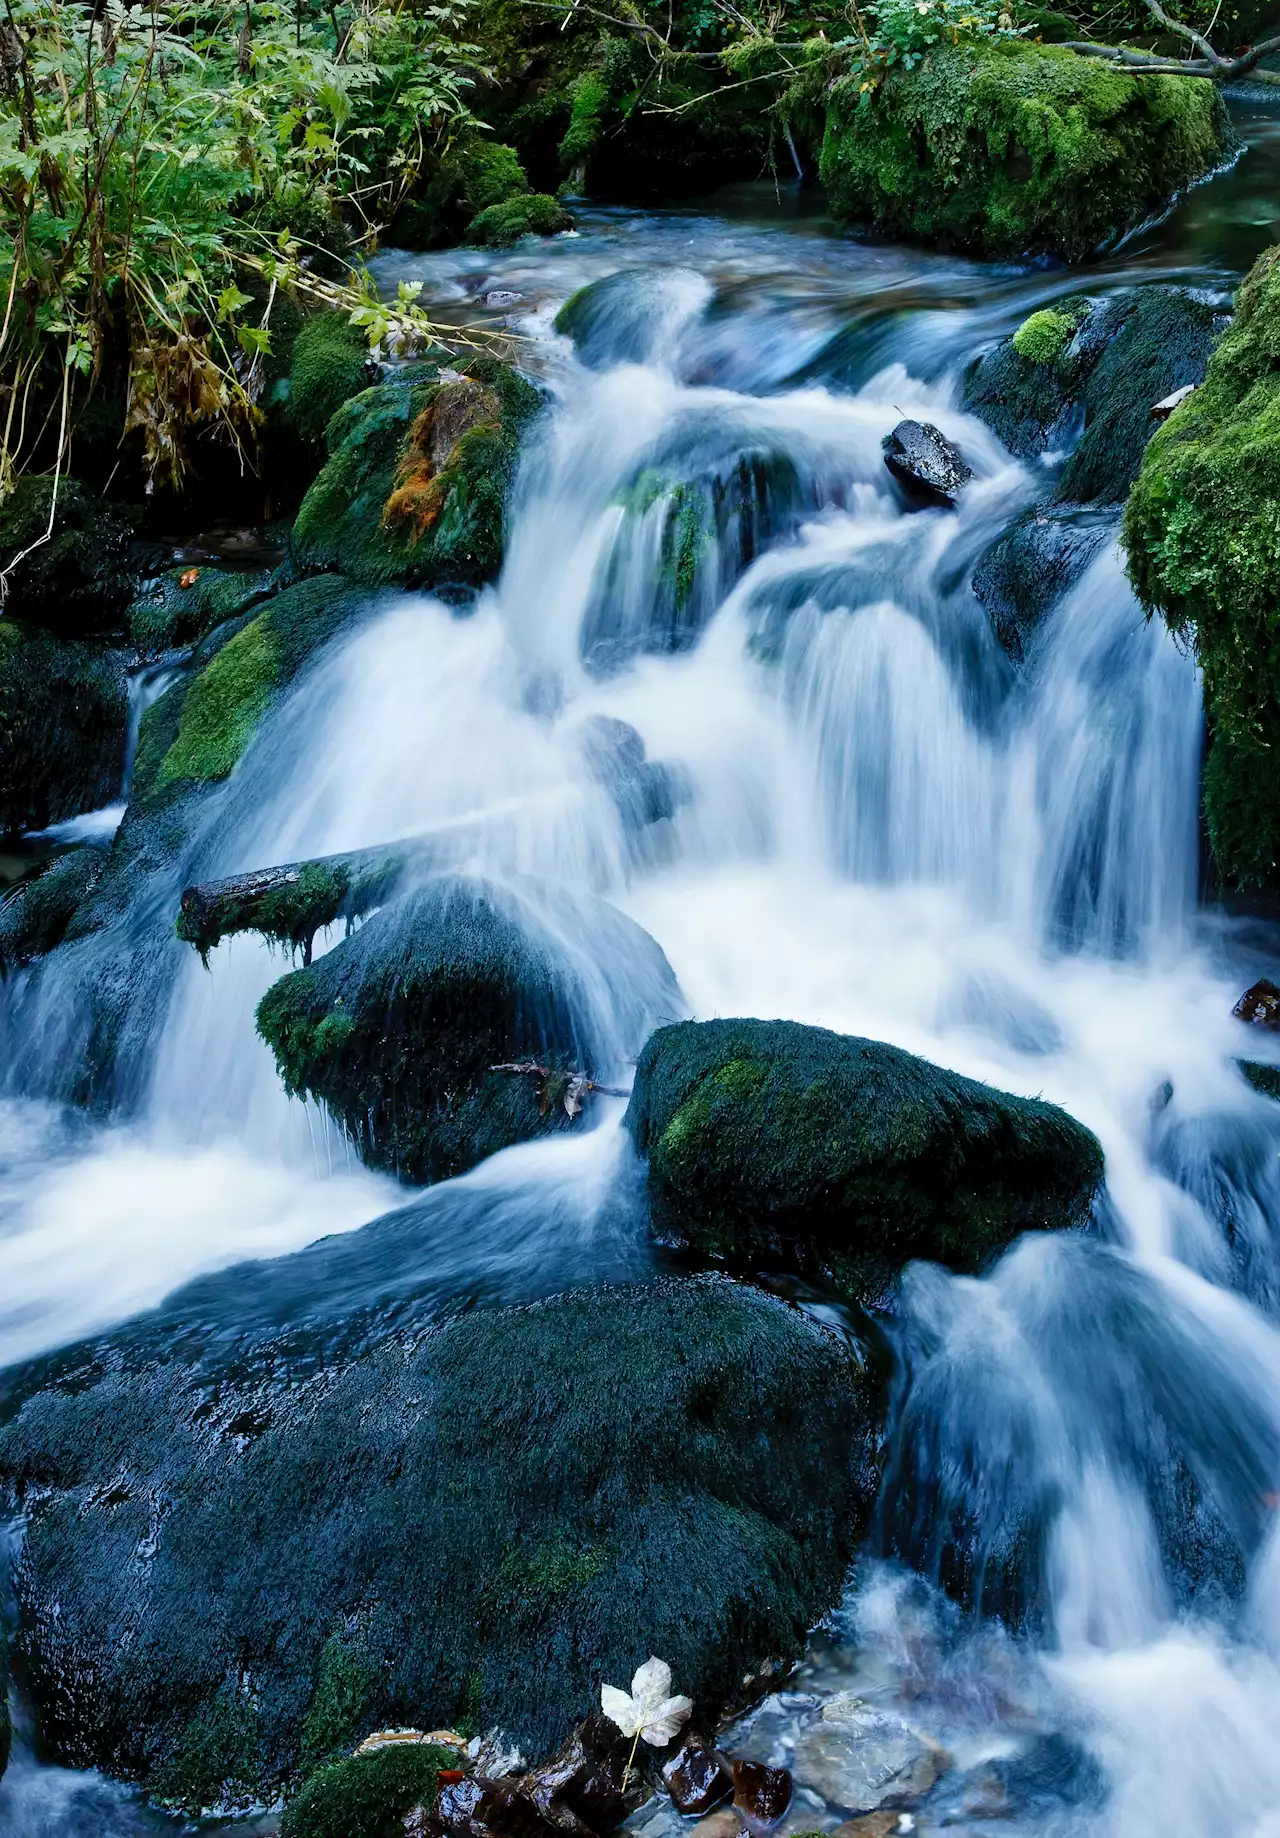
[6, 95, 1280, 1837]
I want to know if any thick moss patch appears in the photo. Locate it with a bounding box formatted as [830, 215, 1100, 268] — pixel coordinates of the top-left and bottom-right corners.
[1125, 244, 1280, 893]
[129, 564, 276, 657]
[256, 874, 679, 1183]
[625, 1018, 1104, 1299]
[287, 312, 373, 445]
[819, 41, 1229, 262]
[0, 1275, 877, 1802]
[292, 357, 541, 589]
[466, 192, 572, 246]
[281, 1746, 454, 1838]
[0, 622, 128, 833]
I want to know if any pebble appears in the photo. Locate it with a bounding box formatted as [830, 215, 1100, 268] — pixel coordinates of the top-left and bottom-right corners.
[791, 1698, 945, 1814]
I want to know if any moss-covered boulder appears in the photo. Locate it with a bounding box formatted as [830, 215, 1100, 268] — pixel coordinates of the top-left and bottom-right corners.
[965, 287, 1222, 504]
[1125, 245, 1280, 895]
[256, 874, 681, 1183]
[466, 192, 572, 246]
[128, 564, 276, 657]
[820, 42, 1229, 262]
[0, 622, 128, 834]
[281, 1745, 456, 1838]
[625, 1019, 1104, 1299]
[0, 477, 139, 639]
[292, 357, 541, 589]
[0, 1273, 877, 1809]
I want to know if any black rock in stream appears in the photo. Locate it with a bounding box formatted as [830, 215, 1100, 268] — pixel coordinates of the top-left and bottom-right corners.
[0, 1274, 880, 1814]
[625, 1019, 1104, 1302]
[882, 420, 972, 508]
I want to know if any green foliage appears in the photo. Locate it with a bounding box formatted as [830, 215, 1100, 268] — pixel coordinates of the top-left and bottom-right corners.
[1124, 245, 1280, 891]
[559, 69, 613, 166]
[465, 193, 573, 245]
[0, 0, 485, 494]
[819, 41, 1229, 261]
[289, 314, 372, 444]
[626, 1018, 1104, 1299]
[1012, 307, 1077, 365]
[0, 620, 128, 832]
[451, 137, 531, 211]
[159, 615, 281, 785]
[281, 1745, 454, 1838]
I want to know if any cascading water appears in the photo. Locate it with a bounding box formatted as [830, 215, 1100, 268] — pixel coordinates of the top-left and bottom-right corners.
[6, 107, 1280, 1835]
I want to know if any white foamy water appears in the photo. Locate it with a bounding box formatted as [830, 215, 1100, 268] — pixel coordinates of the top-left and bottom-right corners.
[3, 195, 1280, 1834]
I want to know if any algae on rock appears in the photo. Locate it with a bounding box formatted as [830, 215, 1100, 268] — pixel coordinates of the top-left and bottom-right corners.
[819, 42, 1229, 262]
[625, 1018, 1104, 1300]
[1125, 244, 1280, 894]
[0, 1274, 877, 1806]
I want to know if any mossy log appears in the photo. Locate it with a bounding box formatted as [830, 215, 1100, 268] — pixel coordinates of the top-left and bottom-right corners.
[177, 840, 435, 962]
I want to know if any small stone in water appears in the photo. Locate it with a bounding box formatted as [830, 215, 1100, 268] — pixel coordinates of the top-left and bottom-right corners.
[882, 419, 972, 508]
[690, 1810, 743, 1838]
[790, 1699, 944, 1814]
[733, 1759, 793, 1824]
[1234, 979, 1280, 1028]
[831, 1816, 899, 1838]
[664, 1739, 734, 1815]
[483, 290, 523, 308]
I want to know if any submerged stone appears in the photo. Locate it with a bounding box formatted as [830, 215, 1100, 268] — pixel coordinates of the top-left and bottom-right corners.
[790, 1699, 944, 1814]
[664, 1739, 733, 1816]
[0, 1274, 878, 1809]
[731, 1759, 792, 1824]
[625, 1018, 1103, 1301]
[256, 873, 681, 1183]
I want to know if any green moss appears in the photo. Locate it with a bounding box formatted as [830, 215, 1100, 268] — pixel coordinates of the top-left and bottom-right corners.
[1124, 244, 1280, 891]
[288, 313, 372, 445]
[819, 41, 1230, 261]
[280, 1745, 454, 1838]
[1012, 307, 1077, 365]
[293, 359, 541, 589]
[559, 68, 611, 166]
[465, 192, 572, 246]
[150, 1693, 263, 1815]
[1240, 1060, 1280, 1103]
[0, 846, 105, 975]
[129, 565, 276, 656]
[300, 1639, 377, 1774]
[626, 1018, 1104, 1301]
[158, 614, 281, 785]
[483, 1537, 608, 1620]
[454, 138, 530, 211]
[0, 621, 128, 832]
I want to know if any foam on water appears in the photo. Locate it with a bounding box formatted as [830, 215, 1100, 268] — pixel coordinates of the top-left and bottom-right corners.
[4, 189, 1280, 1832]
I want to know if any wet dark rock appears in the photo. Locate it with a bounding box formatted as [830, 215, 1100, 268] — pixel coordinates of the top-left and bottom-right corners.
[625, 1018, 1104, 1304]
[434, 1774, 567, 1838]
[731, 1759, 792, 1824]
[520, 1713, 635, 1834]
[0, 623, 128, 834]
[0, 1273, 877, 1811]
[1234, 979, 1280, 1028]
[663, 1737, 733, 1815]
[689, 1811, 741, 1838]
[0, 1625, 9, 1781]
[971, 505, 1112, 663]
[0, 846, 106, 975]
[255, 872, 680, 1185]
[963, 286, 1222, 508]
[0, 477, 139, 639]
[577, 716, 690, 837]
[1240, 1059, 1280, 1102]
[882, 420, 971, 508]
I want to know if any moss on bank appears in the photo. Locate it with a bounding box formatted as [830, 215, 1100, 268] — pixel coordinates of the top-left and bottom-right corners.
[287, 313, 373, 445]
[625, 1018, 1104, 1299]
[1124, 245, 1280, 892]
[819, 41, 1229, 261]
[129, 565, 277, 657]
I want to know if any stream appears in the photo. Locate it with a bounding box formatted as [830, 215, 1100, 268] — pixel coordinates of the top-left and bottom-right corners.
[6, 93, 1280, 1838]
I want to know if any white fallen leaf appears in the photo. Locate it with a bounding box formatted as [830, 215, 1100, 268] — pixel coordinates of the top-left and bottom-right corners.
[600, 1656, 693, 1746]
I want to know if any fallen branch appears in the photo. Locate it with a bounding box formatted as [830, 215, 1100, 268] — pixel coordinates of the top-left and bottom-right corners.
[490, 1061, 629, 1118]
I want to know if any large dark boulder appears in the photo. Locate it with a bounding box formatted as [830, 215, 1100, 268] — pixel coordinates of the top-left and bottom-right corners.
[0, 1274, 878, 1812]
[625, 1019, 1104, 1300]
[971, 505, 1113, 663]
[0, 622, 128, 835]
[256, 874, 682, 1184]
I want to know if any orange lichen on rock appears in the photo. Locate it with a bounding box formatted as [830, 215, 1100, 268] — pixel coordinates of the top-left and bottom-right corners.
[383, 377, 502, 544]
